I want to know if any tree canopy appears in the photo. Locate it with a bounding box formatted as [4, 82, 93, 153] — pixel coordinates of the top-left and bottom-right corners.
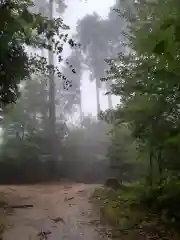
[76, 0, 126, 86]
[100, 0, 180, 231]
[0, 0, 77, 109]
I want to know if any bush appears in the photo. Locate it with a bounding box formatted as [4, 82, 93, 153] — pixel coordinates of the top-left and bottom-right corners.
[138, 177, 180, 228]
[0, 133, 63, 184]
[92, 184, 180, 239]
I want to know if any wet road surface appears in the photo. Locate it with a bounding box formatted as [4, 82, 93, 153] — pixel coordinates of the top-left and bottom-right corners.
[0, 183, 111, 240]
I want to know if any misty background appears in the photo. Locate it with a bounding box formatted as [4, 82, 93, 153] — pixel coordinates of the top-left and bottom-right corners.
[2, 1, 180, 237]
[63, 0, 120, 117]
[0, 0, 133, 184]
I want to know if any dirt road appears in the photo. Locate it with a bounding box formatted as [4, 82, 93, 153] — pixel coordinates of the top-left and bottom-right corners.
[0, 183, 111, 240]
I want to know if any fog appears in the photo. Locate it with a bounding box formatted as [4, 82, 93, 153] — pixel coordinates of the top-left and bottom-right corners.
[1, 1, 178, 239]
[0, 0, 128, 184]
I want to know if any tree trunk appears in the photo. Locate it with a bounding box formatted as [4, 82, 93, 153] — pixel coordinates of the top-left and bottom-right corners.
[40, 49, 49, 129]
[106, 81, 113, 109]
[107, 94, 112, 109]
[148, 145, 153, 187]
[79, 91, 83, 126]
[48, 0, 57, 176]
[95, 78, 101, 120]
[157, 147, 163, 188]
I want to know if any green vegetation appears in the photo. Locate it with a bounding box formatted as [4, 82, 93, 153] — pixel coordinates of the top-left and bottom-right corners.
[0, 97, 110, 182]
[93, 0, 180, 238]
[92, 186, 180, 239]
[0, 0, 72, 108]
[0, 0, 80, 183]
[2, 0, 180, 237]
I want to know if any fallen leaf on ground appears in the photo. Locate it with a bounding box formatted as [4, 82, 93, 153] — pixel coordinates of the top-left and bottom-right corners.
[37, 230, 51, 238]
[77, 190, 85, 193]
[89, 219, 100, 225]
[64, 196, 74, 201]
[51, 217, 65, 224]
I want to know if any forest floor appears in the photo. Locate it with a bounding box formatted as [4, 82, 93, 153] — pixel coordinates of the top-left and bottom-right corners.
[0, 183, 112, 240]
[92, 187, 180, 240]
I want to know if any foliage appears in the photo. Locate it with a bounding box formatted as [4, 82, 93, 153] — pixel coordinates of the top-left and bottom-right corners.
[57, 49, 83, 114]
[75, 1, 126, 114]
[0, 74, 70, 183]
[0, 103, 111, 183]
[100, 0, 180, 233]
[107, 124, 138, 181]
[76, 0, 126, 85]
[2, 76, 48, 138]
[0, 132, 64, 183]
[105, 0, 180, 186]
[61, 117, 111, 183]
[92, 186, 180, 240]
[0, 0, 78, 108]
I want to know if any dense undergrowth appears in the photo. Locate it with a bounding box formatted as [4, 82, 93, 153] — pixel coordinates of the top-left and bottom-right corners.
[97, 0, 180, 238]
[92, 182, 180, 240]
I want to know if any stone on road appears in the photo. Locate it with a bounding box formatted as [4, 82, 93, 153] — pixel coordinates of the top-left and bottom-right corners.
[0, 183, 110, 240]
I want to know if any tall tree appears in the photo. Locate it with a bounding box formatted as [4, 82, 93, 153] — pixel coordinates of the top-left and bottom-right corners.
[48, 0, 57, 173]
[2, 76, 49, 139]
[76, 0, 127, 116]
[0, 0, 76, 113]
[33, 0, 77, 171]
[60, 50, 83, 121]
[76, 14, 105, 117]
[103, 0, 180, 186]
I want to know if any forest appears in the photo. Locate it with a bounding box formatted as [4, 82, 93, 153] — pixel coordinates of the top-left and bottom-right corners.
[1, 0, 180, 239]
